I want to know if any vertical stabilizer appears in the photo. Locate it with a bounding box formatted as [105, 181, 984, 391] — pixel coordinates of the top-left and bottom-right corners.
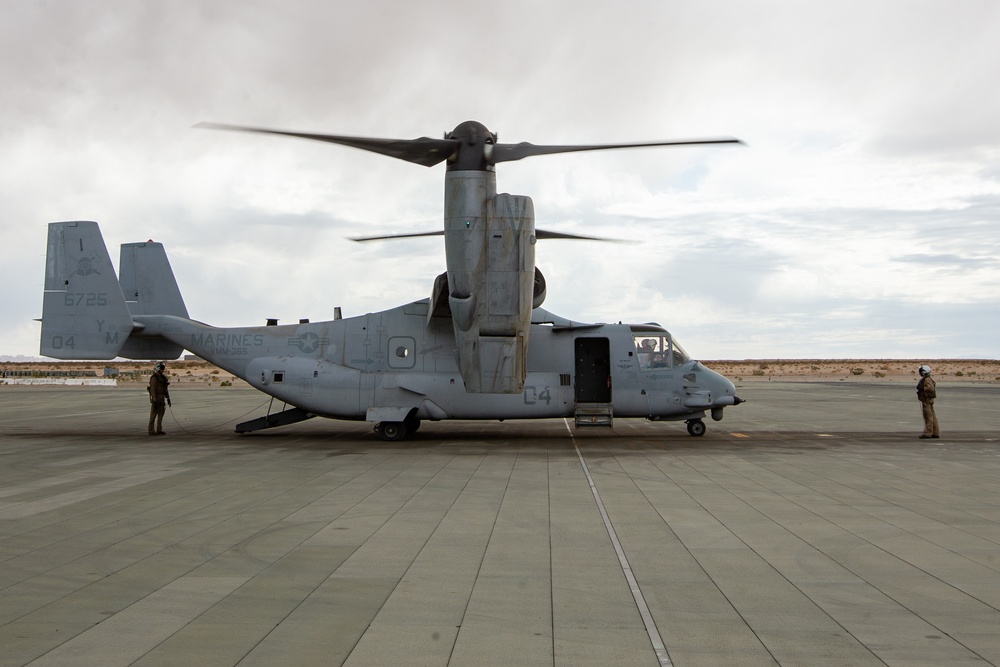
[117, 241, 188, 359]
[40, 221, 133, 359]
[119, 241, 189, 318]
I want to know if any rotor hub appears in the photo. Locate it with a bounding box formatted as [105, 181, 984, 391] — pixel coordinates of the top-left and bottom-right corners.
[445, 120, 497, 172]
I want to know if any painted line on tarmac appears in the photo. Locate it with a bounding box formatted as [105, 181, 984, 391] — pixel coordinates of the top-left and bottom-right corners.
[3, 409, 130, 423]
[564, 419, 672, 667]
[60, 409, 131, 418]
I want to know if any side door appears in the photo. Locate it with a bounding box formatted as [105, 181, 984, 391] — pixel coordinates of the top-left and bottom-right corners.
[574, 337, 611, 403]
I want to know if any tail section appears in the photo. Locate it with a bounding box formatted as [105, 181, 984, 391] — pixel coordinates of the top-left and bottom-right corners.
[119, 241, 189, 318]
[41, 221, 134, 359]
[40, 221, 187, 361]
[117, 240, 188, 359]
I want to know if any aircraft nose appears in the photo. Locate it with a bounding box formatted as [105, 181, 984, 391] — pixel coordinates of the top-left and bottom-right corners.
[706, 370, 745, 421]
[711, 371, 745, 407]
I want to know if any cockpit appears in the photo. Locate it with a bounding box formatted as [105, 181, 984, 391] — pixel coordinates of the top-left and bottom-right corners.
[631, 329, 691, 370]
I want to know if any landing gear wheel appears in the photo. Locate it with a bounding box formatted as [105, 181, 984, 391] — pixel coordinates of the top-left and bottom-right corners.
[403, 415, 421, 434]
[686, 419, 706, 437]
[376, 421, 407, 442]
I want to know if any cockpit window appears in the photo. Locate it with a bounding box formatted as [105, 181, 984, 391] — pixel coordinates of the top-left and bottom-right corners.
[634, 334, 669, 369]
[671, 339, 691, 365]
[633, 333, 689, 369]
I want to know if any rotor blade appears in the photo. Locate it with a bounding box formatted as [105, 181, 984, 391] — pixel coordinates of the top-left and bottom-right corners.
[491, 137, 743, 164]
[350, 231, 444, 243]
[535, 229, 633, 243]
[195, 122, 459, 167]
[351, 229, 629, 243]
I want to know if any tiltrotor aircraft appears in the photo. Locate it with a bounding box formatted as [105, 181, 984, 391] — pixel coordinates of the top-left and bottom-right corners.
[39, 120, 744, 439]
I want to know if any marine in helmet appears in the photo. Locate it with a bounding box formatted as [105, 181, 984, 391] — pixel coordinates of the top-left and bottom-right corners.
[148, 361, 172, 435]
[916, 364, 940, 439]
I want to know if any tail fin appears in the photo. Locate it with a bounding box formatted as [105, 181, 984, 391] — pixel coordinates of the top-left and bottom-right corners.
[119, 241, 189, 318]
[117, 241, 188, 359]
[41, 221, 133, 359]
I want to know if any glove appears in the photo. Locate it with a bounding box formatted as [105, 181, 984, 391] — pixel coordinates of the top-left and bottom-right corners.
[167, 399, 172, 407]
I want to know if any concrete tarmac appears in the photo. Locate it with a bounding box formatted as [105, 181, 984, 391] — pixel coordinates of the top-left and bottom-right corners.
[1, 381, 999, 666]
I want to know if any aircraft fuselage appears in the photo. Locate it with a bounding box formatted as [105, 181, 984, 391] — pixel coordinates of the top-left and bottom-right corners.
[135, 300, 740, 428]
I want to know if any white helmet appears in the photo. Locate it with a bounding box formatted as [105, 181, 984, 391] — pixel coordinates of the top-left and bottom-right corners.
[918, 365, 931, 376]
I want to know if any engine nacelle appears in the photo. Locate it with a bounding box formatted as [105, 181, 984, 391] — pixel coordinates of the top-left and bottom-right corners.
[443, 171, 535, 393]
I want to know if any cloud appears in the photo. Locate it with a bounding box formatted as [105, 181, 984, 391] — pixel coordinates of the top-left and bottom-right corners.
[3, 0, 1000, 360]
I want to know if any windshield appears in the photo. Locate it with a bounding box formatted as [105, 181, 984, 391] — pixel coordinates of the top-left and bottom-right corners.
[633, 332, 690, 370]
[671, 338, 691, 365]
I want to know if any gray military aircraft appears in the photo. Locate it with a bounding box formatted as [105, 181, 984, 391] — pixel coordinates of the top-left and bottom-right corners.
[39, 121, 744, 440]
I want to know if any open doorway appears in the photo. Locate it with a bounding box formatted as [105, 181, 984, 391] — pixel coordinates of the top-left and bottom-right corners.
[574, 337, 611, 403]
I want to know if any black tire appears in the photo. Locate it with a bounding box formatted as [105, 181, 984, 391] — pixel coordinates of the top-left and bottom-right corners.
[377, 421, 407, 441]
[404, 416, 421, 434]
[687, 419, 706, 437]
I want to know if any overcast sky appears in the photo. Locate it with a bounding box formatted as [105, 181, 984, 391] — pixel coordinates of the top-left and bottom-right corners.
[2, 0, 999, 361]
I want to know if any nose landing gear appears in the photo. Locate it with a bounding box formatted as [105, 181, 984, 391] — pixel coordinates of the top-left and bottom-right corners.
[686, 419, 706, 437]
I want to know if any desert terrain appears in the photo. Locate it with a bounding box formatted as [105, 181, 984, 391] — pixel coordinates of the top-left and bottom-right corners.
[705, 358, 1000, 383]
[3, 358, 999, 386]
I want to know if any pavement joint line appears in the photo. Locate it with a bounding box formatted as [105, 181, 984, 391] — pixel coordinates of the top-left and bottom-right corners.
[563, 418, 672, 667]
[4, 383, 1000, 663]
[18, 409, 130, 421]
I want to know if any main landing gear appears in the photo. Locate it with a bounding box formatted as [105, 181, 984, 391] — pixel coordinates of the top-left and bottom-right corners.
[686, 419, 706, 437]
[374, 416, 421, 442]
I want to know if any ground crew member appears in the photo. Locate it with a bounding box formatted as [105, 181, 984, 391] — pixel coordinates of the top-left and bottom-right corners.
[916, 364, 939, 439]
[148, 361, 171, 435]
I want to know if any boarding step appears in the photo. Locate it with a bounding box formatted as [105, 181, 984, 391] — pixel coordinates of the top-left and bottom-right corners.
[236, 407, 314, 433]
[574, 403, 614, 428]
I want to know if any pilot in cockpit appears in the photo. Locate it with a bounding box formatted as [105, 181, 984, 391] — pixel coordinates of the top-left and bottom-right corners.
[638, 339, 656, 369]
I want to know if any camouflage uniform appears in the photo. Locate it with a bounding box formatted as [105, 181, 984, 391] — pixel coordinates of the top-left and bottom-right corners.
[916, 369, 939, 438]
[148, 367, 171, 435]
